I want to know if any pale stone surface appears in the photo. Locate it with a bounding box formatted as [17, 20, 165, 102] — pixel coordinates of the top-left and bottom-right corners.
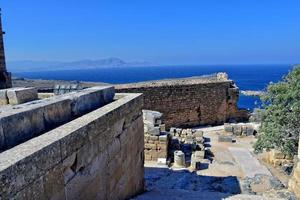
[6, 87, 38, 105]
[0, 92, 144, 199]
[229, 147, 272, 178]
[0, 86, 115, 151]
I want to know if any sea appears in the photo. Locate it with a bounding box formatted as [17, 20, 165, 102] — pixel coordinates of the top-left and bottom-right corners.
[14, 64, 294, 111]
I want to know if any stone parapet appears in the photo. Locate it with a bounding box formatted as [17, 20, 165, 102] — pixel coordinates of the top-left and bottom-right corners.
[0, 86, 115, 151]
[116, 73, 249, 129]
[0, 92, 144, 200]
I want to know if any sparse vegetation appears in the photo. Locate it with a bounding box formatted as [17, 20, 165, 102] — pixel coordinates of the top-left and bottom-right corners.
[254, 66, 300, 156]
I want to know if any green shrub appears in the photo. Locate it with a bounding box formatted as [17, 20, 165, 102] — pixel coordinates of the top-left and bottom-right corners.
[254, 66, 300, 156]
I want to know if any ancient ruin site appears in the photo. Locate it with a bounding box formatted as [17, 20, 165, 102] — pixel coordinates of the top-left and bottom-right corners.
[1, 5, 300, 200]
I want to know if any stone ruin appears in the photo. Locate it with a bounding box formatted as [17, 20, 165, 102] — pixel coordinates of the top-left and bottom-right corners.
[169, 128, 205, 170]
[0, 86, 145, 199]
[143, 110, 206, 170]
[143, 110, 168, 164]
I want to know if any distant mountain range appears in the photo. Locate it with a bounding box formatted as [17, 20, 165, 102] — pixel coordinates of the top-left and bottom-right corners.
[7, 58, 155, 72]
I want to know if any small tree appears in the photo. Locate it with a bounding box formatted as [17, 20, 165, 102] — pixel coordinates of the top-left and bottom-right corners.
[254, 66, 300, 156]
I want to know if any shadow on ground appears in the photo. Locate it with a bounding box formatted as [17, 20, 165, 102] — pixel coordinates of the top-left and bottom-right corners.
[133, 167, 241, 200]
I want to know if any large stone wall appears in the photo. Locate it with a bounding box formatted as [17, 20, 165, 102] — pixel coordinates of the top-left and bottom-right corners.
[0, 92, 145, 200]
[116, 73, 248, 129]
[0, 86, 115, 151]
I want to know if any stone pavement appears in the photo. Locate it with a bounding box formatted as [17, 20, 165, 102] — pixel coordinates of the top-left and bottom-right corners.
[229, 147, 272, 178]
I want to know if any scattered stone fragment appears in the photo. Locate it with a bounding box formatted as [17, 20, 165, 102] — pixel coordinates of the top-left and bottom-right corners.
[218, 135, 233, 143]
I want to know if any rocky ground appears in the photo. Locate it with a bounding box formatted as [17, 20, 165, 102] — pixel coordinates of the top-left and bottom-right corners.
[133, 125, 296, 200]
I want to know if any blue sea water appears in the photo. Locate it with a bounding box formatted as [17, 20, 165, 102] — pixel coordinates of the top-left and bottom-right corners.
[14, 64, 293, 110]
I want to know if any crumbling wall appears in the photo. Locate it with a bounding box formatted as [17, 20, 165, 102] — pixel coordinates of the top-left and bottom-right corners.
[288, 138, 300, 198]
[116, 74, 248, 129]
[0, 93, 144, 200]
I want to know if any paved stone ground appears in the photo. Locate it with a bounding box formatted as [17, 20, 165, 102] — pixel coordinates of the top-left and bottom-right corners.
[134, 125, 295, 200]
[229, 147, 271, 178]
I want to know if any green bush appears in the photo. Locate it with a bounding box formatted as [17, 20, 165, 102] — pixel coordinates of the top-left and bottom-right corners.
[254, 66, 300, 156]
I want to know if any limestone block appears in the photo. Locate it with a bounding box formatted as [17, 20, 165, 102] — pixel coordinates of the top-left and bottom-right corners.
[233, 125, 242, 136]
[148, 126, 160, 136]
[224, 124, 233, 133]
[0, 89, 8, 105]
[65, 152, 108, 200]
[191, 154, 201, 170]
[159, 135, 168, 142]
[7, 87, 38, 105]
[246, 125, 255, 136]
[159, 124, 166, 132]
[149, 135, 159, 141]
[0, 106, 45, 149]
[194, 130, 204, 137]
[145, 143, 156, 150]
[68, 86, 115, 117]
[143, 110, 163, 125]
[218, 135, 233, 143]
[194, 150, 205, 159]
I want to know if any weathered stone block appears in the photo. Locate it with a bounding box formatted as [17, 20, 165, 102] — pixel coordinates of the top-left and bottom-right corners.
[0, 89, 8, 105]
[67, 86, 115, 117]
[7, 87, 38, 105]
[148, 126, 160, 136]
[224, 124, 233, 132]
[218, 135, 233, 143]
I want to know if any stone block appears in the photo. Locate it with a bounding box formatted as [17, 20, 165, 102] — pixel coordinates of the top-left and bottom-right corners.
[218, 135, 233, 143]
[0, 89, 8, 105]
[159, 124, 166, 132]
[159, 135, 168, 142]
[149, 135, 159, 141]
[7, 87, 38, 105]
[224, 124, 233, 132]
[194, 130, 204, 138]
[246, 125, 255, 136]
[233, 125, 242, 136]
[148, 126, 160, 136]
[68, 86, 115, 117]
[194, 150, 205, 159]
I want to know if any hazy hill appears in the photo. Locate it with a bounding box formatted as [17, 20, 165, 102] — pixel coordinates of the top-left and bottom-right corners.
[7, 58, 154, 72]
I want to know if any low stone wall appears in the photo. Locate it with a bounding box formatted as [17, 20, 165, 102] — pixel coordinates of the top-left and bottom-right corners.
[0, 87, 38, 105]
[289, 138, 300, 198]
[0, 93, 144, 200]
[0, 86, 115, 151]
[116, 73, 248, 129]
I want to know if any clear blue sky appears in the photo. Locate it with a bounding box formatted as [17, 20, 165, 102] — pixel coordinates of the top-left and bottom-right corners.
[1, 0, 300, 65]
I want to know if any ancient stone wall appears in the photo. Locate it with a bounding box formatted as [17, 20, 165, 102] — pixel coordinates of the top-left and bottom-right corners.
[116, 74, 248, 129]
[0, 86, 115, 151]
[288, 138, 300, 198]
[0, 92, 145, 200]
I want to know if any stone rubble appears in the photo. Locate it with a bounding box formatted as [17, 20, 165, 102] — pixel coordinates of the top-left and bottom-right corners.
[169, 128, 206, 170]
[143, 110, 168, 162]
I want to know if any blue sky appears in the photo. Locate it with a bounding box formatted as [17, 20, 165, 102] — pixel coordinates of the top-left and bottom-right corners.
[1, 0, 300, 65]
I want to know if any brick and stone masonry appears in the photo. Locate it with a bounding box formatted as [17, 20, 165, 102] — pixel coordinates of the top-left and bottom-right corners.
[0, 9, 12, 89]
[116, 73, 249, 129]
[0, 88, 145, 200]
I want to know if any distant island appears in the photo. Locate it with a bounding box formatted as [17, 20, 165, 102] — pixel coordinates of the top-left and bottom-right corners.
[241, 90, 265, 97]
[7, 57, 156, 72]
